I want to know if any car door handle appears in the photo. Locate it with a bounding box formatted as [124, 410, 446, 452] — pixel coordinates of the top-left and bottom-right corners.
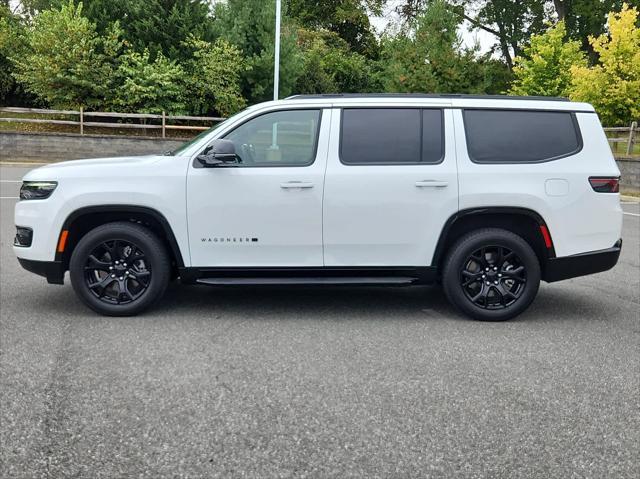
[280, 181, 314, 189]
[415, 180, 448, 188]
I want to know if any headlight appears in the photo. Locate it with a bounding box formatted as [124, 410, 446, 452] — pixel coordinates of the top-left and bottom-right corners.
[19, 181, 58, 200]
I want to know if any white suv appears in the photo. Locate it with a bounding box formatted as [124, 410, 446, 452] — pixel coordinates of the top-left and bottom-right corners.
[13, 94, 623, 320]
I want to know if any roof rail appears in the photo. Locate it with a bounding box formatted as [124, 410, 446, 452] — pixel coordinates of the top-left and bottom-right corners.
[284, 93, 570, 102]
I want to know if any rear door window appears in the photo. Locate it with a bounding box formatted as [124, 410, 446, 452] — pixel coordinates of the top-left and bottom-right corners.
[463, 109, 581, 163]
[340, 108, 444, 165]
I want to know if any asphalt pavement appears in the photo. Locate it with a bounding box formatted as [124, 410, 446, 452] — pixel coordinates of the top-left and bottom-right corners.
[1, 164, 639, 478]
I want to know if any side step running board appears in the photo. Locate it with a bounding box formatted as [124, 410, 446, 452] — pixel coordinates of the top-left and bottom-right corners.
[196, 277, 418, 286]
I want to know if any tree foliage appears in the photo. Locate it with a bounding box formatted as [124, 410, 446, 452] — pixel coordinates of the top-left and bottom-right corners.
[13, 0, 216, 62]
[287, 0, 383, 57]
[569, 3, 640, 125]
[509, 21, 587, 97]
[1, 0, 638, 126]
[461, 0, 548, 70]
[552, 0, 628, 60]
[296, 28, 378, 94]
[214, 0, 302, 103]
[181, 37, 247, 116]
[110, 49, 185, 114]
[81, 0, 216, 62]
[0, 4, 20, 103]
[393, 0, 549, 69]
[378, 0, 489, 93]
[6, 1, 115, 108]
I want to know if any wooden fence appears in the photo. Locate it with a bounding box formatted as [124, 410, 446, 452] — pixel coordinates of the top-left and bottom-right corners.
[0, 107, 225, 138]
[604, 121, 637, 157]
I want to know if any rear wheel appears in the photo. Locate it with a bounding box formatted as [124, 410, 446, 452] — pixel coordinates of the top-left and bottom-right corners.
[69, 222, 170, 316]
[442, 228, 541, 321]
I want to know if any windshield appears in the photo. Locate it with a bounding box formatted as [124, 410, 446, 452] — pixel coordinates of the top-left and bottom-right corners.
[169, 118, 231, 156]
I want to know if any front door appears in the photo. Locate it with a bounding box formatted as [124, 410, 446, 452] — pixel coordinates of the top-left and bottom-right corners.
[187, 108, 330, 267]
[323, 107, 459, 267]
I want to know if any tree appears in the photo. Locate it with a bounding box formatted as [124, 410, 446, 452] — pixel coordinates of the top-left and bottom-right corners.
[551, 0, 627, 60]
[377, 0, 488, 93]
[287, 0, 383, 57]
[181, 37, 247, 116]
[7, 1, 117, 108]
[13, 0, 217, 62]
[0, 3, 21, 103]
[570, 3, 640, 125]
[111, 49, 185, 114]
[214, 0, 302, 103]
[82, 0, 216, 62]
[509, 21, 587, 97]
[393, 0, 549, 70]
[460, 0, 548, 70]
[476, 55, 514, 94]
[296, 28, 379, 94]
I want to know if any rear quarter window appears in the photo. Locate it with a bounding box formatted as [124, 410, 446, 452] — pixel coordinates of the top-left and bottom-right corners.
[463, 109, 582, 163]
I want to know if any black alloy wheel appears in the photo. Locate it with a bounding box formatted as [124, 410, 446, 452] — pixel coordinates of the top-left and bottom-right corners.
[70, 222, 170, 316]
[460, 245, 526, 310]
[442, 228, 541, 321]
[84, 239, 151, 305]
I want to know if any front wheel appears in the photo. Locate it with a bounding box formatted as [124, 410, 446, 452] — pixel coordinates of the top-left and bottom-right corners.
[442, 228, 541, 321]
[69, 222, 171, 316]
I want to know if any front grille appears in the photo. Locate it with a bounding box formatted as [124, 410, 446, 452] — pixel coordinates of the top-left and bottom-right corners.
[14, 226, 33, 247]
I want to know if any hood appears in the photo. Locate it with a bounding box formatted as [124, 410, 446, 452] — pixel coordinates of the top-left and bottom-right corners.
[23, 155, 166, 181]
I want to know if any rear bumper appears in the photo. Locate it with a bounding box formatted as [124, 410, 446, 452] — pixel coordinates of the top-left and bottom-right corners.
[544, 239, 622, 282]
[17, 258, 65, 285]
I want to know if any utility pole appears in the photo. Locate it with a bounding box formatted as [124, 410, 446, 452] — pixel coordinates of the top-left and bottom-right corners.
[273, 0, 281, 101]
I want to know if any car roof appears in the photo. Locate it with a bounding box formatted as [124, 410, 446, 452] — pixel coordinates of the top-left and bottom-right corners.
[255, 93, 595, 113]
[287, 93, 570, 101]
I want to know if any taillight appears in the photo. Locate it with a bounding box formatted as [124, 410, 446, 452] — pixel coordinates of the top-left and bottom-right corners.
[588, 177, 620, 193]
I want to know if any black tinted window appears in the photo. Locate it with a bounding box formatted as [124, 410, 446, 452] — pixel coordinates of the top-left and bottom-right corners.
[422, 109, 444, 163]
[341, 108, 443, 164]
[464, 110, 581, 163]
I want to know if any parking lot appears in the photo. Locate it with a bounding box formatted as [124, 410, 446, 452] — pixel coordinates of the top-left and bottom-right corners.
[1, 163, 639, 477]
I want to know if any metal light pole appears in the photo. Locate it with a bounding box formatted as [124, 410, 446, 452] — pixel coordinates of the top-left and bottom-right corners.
[273, 0, 281, 101]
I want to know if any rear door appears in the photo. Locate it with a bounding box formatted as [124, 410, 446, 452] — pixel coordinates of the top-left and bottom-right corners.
[322, 106, 459, 266]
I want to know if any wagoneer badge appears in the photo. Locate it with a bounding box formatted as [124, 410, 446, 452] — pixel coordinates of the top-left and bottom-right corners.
[202, 237, 259, 243]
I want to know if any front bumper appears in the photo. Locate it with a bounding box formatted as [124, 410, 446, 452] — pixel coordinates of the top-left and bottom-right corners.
[17, 258, 65, 285]
[544, 239, 622, 282]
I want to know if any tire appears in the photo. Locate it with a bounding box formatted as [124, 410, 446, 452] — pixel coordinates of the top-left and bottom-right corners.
[69, 222, 171, 316]
[442, 228, 541, 321]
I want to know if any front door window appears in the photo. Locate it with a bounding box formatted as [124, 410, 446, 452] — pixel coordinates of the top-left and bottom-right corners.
[223, 109, 321, 167]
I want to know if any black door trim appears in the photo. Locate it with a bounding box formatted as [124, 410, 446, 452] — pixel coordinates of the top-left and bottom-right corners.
[179, 266, 437, 285]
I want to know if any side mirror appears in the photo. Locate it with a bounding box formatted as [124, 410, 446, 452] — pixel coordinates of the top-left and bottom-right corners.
[196, 139, 238, 167]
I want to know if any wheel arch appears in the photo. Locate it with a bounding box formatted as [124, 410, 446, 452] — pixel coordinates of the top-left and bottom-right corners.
[431, 207, 556, 276]
[56, 205, 185, 273]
